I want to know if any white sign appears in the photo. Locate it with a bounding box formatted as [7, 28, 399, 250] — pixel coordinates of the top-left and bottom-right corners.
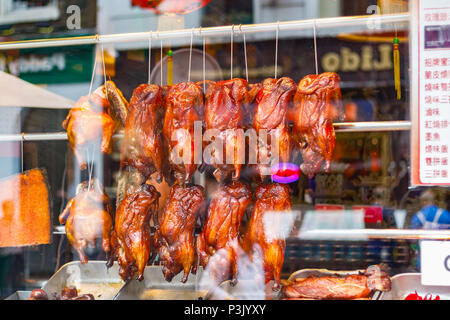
[420, 241, 450, 286]
[410, 0, 450, 186]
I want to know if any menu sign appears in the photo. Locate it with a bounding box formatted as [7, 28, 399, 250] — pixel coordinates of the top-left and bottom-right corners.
[411, 0, 450, 185]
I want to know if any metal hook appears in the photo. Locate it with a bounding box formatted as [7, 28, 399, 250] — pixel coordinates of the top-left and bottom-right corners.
[200, 27, 206, 92]
[230, 25, 235, 79]
[158, 31, 163, 86]
[275, 21, 280, 79]
[88, 35, 100, 96]
[20, 132, 24, 173]
[188, 27, 194, 82]
[240, 24, 249, 82]
[313, 19, 318, 75]
[148, 30, 152, 84]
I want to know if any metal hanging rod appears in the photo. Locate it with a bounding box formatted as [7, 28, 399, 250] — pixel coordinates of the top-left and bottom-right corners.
[0, 121, 411, 142]
[0, 13, 409, 51]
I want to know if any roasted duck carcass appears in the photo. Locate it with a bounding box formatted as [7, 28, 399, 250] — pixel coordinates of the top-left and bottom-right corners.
[253, 77, 297, 180]
[62, 93, 115, 171]
[282, 265, 392, 300]
[153, 184, 205, 283]
[95, 80, 129, 129]
[289, 72, 342, 178]
[120, 84, 166, 181]
[196, 181, 252, 284]
[116, 84, 168, 207]
[204, 78, 258, 182]
[59, 179, 113, 264]
[163, 82, 204, 184]
[107, 183, 160, 282]
[243, 183, 292, 291]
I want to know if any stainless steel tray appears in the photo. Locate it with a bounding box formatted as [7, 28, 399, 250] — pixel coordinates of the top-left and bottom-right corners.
[288, 268, 363, 281]
[286, 268, 383, 300]
[206, 280, 280, 300]
[115, 266, 207, 300]
[378, 273, 450, 300]
[42, 261, 123, 300]
[5, 291, 31, 300]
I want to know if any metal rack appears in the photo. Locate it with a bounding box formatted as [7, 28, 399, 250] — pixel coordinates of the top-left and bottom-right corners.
[0, 12, 409, 50]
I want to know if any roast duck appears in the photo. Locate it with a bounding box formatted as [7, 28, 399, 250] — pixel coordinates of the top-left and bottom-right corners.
[107, 183, 161, 282]
[163, 82, 204, 185]
[62, 82, 128, 171]
[59, 179, 113, 264]
[282, 265, 392, 300]
[116, 84, 169, 207]
[243, 183, 292, 291]
[196, 180, 252, 284]
[203, 78, 259, 182]
[289, 72, 343, 178]
[152, 183, 206, 283]
[253, 77, 297, 181]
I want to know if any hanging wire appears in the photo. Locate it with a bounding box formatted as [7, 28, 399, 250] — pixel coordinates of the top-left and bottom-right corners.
[160, 32, 163, 86]
[149, 36, 153, 84]
[275, 21, 279, 79]
[88, 35, 100, 96]
[101, 43, 108, 100]
[240, 24, 249, 83]
[313, 19, 319, 75]
[230, 25, 234, 79]
[188, 28, 194, 82]
[20, 132, 24, 173]
[200, 27, 206, 93]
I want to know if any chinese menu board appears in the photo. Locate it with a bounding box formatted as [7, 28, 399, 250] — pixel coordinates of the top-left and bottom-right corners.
[411, 0, 450, 185]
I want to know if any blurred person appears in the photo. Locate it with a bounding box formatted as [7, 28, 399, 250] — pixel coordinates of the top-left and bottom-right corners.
[410, 189, 450, 230]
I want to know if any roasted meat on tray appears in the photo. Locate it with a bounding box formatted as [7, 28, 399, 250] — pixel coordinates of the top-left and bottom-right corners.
[243, 183, 292, 291]
[152, 183, 206, 283]
[59, 179, 113, 264]
[163, 82, 204, 184]
[62, 93, 115, 171]
[253, 77, 297, 180]
[196, 181, 252, 284]
[107, 183, 160, 282]
[289, 72, 342, 178]
[282, 265, 392, 300]
[116, 84, 169, 206]
[204, 78, 256, 182]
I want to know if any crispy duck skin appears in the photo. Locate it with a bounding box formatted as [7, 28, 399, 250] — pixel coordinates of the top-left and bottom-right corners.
[120, 84, 167, 182]
[243, 183, 292, 291]
[253, 78, 297, 180]
[290, 72, 342, 178]
[196, 181, 252, 284]
[163, 82, 204, 185]
[107, 183, 160, 282]
[59, 179, 113, 264]
[282, 265, 392, 300]
[153, 184, 205, 283]
[204, 78, 255, 182]
[62, 93, 115, 171]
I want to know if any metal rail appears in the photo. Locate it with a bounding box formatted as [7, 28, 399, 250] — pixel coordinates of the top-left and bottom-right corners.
[0, 13, 409, 51]
[0, 121, 412, 142]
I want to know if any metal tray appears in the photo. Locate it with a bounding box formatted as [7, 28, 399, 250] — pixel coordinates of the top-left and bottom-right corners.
[378, 273, 450, 300]
[206, 280, 280, 300]
[5, 291, 31, 300]
[42, 261, 123, 300]
[287, 268, 382, 300]
[115, 266, 207, 300]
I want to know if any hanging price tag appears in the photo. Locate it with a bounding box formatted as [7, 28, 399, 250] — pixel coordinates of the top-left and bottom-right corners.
[420, 241, 450, 286]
